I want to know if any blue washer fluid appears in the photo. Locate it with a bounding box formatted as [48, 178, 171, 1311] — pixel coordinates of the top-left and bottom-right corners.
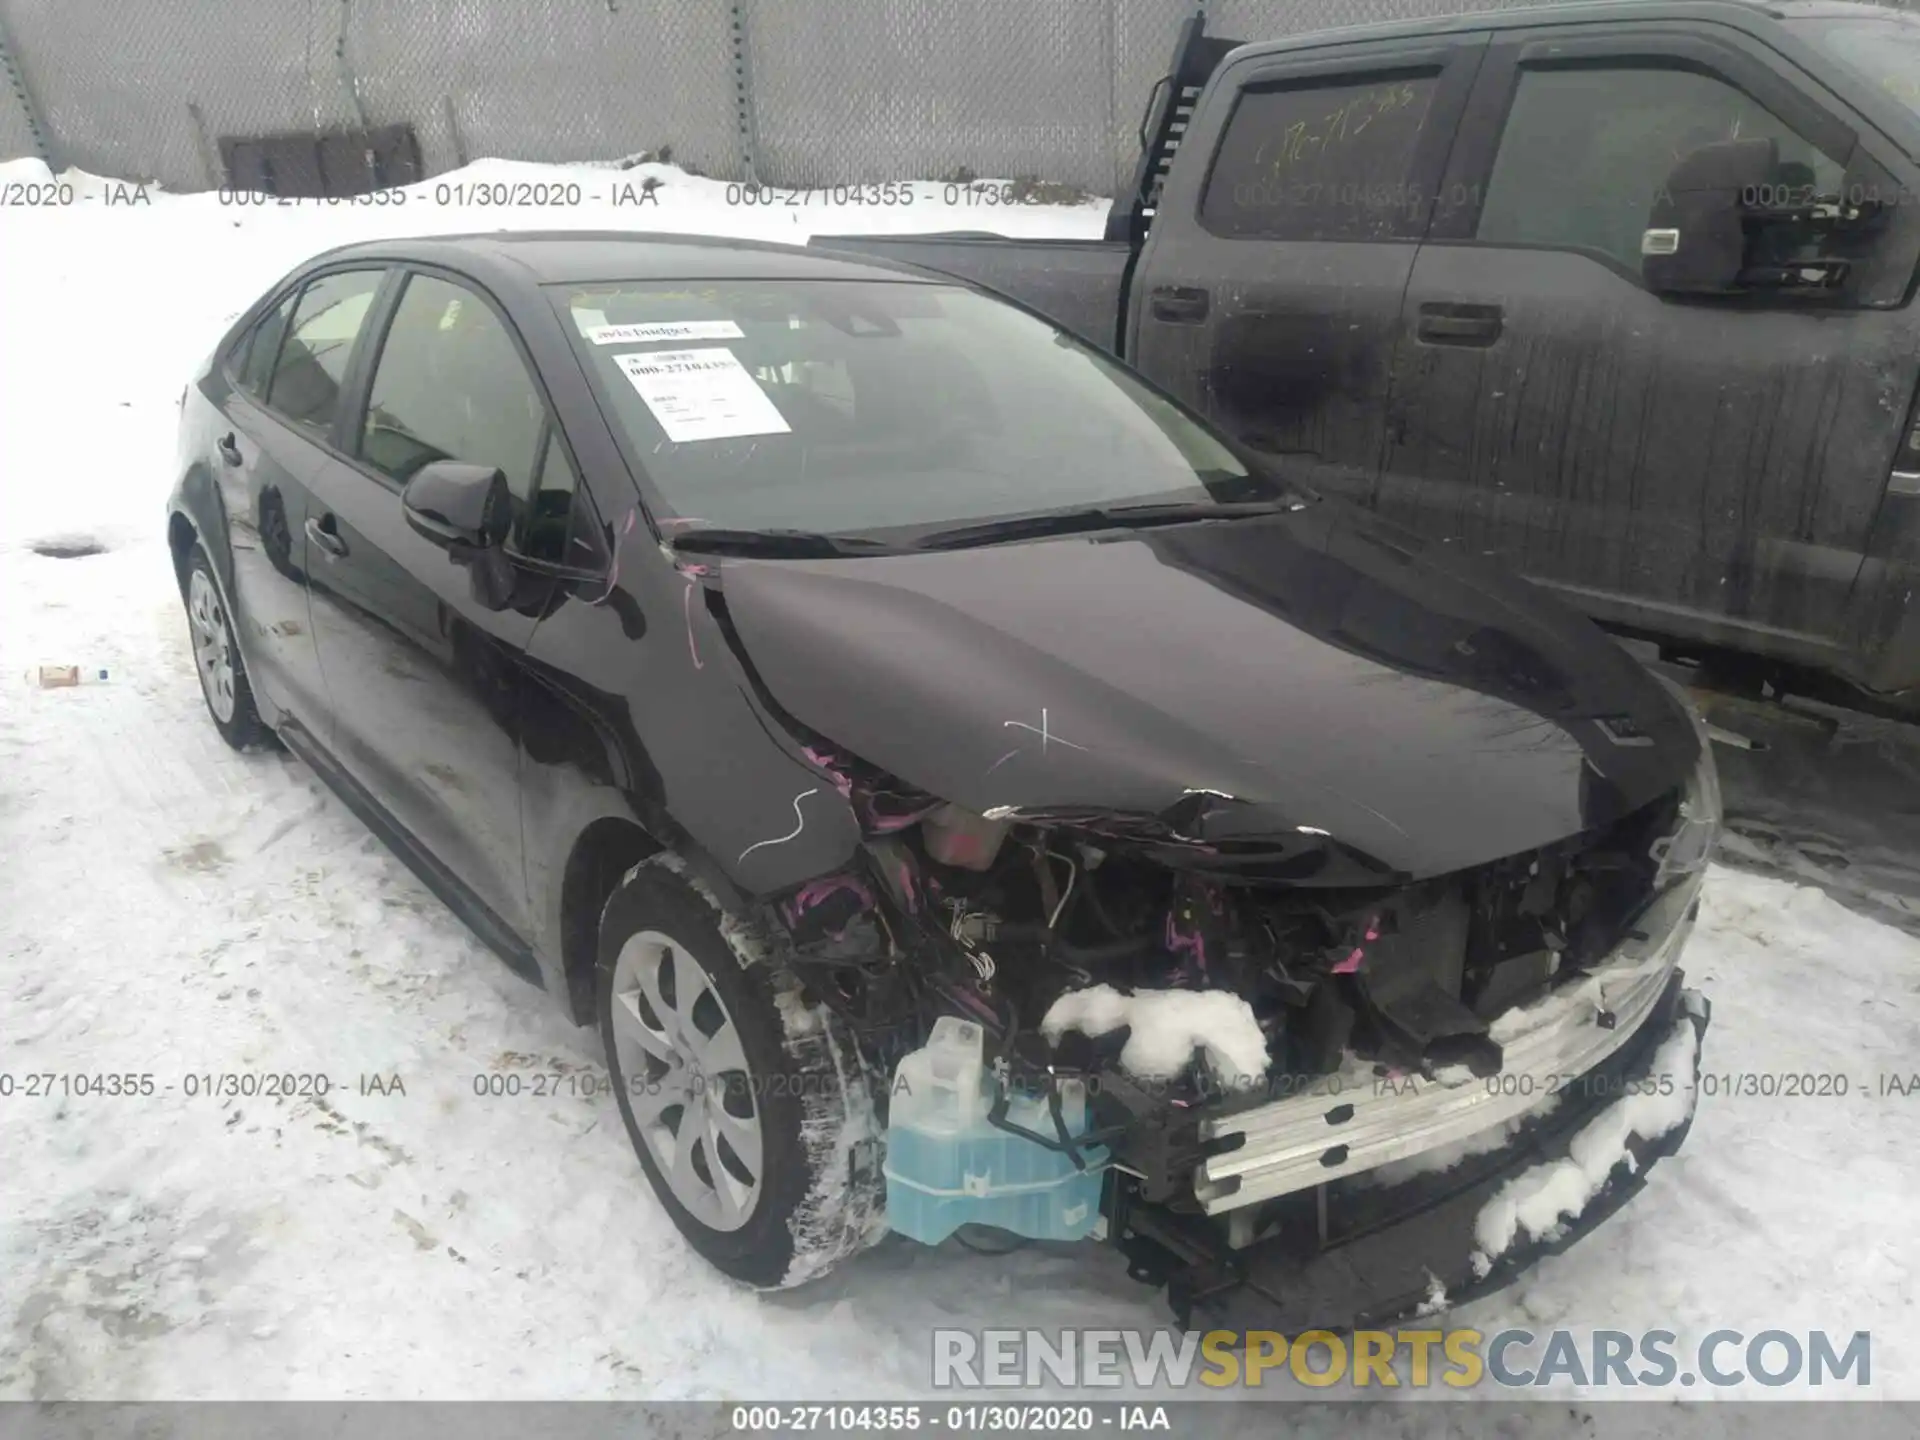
[882, 1015, 1108, 1246]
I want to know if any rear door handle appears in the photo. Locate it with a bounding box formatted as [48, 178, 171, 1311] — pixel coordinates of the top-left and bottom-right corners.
[1417, 302, 1503, 346]
[1148, 285, 1211, 324]
[217, 432, 243, 466]
[305, 514, 349, 558]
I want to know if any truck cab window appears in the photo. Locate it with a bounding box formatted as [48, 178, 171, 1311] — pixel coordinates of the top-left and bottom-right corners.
[1475, 64, 1845, 272]
[1200, 72, 1441, 241]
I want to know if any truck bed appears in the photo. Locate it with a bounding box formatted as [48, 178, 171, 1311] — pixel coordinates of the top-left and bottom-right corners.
[806, 233, 1130, 354]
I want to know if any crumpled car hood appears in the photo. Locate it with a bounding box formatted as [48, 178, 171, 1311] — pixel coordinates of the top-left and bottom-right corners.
[715, 502, 1699, 881]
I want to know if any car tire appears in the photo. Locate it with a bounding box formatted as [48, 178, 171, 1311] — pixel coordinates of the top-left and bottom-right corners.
[183, 544, 275, 752]
[598, 854, 886, 1290]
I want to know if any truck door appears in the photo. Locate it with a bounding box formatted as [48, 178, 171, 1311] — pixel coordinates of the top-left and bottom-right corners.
[1380, 20, 1920, 671]
[1129, 32, 1488, 506]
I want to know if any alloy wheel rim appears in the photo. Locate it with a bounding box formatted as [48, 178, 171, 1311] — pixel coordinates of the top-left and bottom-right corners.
[188, 569, 237, 723]
[610, 928, 765, 1232]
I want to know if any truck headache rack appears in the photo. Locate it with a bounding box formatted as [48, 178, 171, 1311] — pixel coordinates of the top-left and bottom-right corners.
[1105, 10, 1242, 247]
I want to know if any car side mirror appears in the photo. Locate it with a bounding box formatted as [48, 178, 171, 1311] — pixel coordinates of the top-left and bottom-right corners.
[1641, 137, 1777, 295]
[401, 461, 513, 551]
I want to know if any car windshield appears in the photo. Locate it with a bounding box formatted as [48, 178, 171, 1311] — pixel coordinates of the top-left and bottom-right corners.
[1784, 14, 1920, 120]
[550, 278, 1290, 537]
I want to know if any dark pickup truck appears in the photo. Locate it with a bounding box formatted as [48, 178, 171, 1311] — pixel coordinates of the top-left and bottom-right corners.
[815, 0, 1920, 699]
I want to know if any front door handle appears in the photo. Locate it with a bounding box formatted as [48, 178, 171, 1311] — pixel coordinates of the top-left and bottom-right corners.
[1149, 285, 1211, 324]
[217, 432, 243, 466]
[305, 514, 349, 558]
[1417, 302, 1503, 346]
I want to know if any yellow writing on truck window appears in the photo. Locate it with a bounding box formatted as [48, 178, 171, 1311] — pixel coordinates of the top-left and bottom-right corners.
[1256, 83, 1422, 176]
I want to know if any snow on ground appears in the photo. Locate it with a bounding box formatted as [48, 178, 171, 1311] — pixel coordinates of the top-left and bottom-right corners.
[3, 157, 1919, 1416]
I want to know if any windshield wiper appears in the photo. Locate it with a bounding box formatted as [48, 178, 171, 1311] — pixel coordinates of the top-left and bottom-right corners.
[667, 498, 1304, 559]
[908, 498, 1302, 552]
[668, 527, 907, 559]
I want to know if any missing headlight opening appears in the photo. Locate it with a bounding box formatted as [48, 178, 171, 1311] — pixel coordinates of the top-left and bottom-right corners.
[780, 771, 1695, 1086]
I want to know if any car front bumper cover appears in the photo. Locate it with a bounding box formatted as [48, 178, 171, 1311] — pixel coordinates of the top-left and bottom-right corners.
[1161, 970, 1709, 1333]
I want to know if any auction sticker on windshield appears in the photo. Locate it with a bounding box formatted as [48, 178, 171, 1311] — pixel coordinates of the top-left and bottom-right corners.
[588, 319, 746, 344]
[614, 347, 792, 443]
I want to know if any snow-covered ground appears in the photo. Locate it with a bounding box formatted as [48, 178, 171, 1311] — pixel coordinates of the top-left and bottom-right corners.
[3, 156, 1918, 1414]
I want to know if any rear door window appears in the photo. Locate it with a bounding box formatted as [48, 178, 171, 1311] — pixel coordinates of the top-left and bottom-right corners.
[1200, 72, 1443, 240]
[264, 269, 386, 439]
[235, 290, 296, 402]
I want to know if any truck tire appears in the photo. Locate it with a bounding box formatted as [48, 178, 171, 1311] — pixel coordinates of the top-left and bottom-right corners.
[597, 854, 887, 1289]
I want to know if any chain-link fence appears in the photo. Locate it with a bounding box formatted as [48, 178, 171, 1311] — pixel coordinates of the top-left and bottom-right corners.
[0, 5, 50, 169]
[0, 0, 1913, 195]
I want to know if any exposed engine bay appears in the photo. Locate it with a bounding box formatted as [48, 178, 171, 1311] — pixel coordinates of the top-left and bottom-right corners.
[688, 507, 1719, 1286]
[770, 736, 1691, 1188]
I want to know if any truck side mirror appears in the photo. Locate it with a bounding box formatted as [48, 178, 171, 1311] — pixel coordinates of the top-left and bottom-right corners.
[1642, 136, 1778, 295]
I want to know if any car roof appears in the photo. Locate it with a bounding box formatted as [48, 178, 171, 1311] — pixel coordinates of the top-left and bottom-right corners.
[310, 230, 946, 289]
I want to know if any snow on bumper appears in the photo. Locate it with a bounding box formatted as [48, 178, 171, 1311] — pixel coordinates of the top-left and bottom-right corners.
[1469, 985, 1706, 1276]
[1175, 972, 1709, 1334]
[1194, 866, 1707, 1214]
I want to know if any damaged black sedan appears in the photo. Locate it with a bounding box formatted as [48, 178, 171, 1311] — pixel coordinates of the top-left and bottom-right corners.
[166, 232, 1719, 1329]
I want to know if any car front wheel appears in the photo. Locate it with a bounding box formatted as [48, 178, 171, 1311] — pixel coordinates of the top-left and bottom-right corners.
[597, 855, 886, 1289]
